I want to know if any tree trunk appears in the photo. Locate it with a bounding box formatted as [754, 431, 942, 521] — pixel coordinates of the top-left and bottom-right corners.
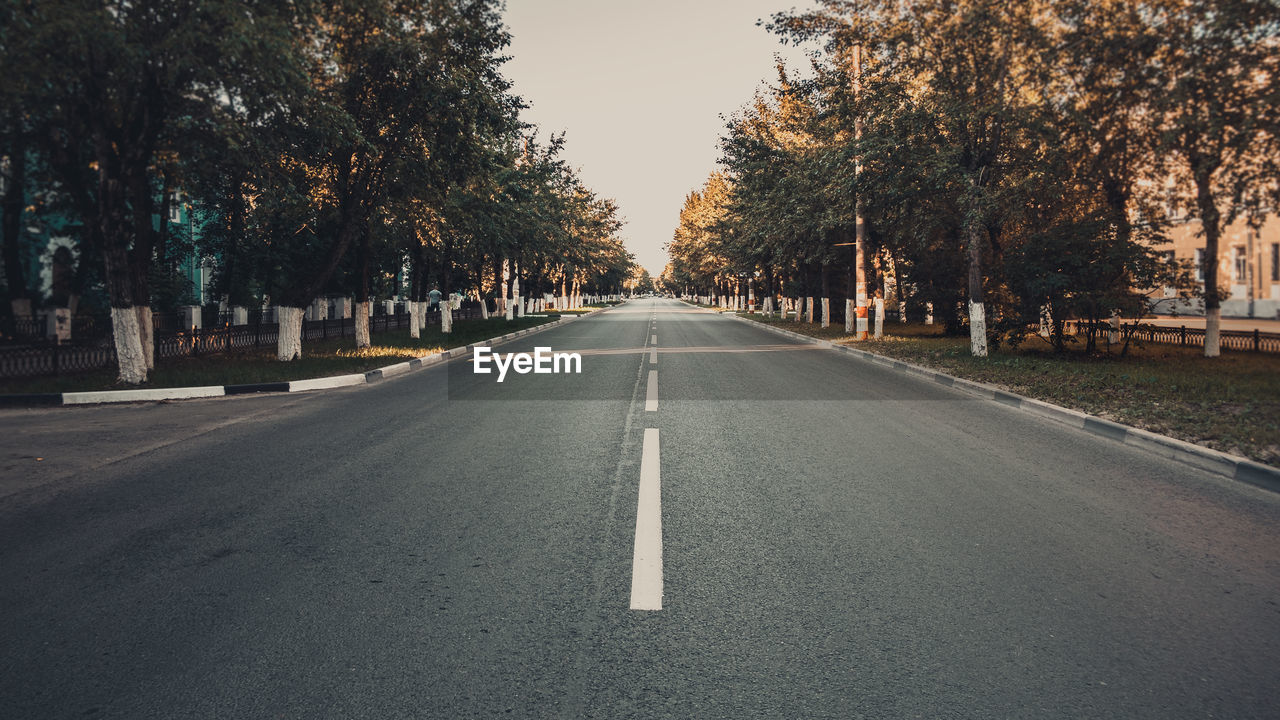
[135, 306, 154, 370]
[966, 221, 988, 357]
[355, 300, 370, 348]
[506, 269, 516, 320]
[409, 301, 421, 339]
[98, 156, 147, 384]
[845, 254, 856, 333]
[874, 298, 885, 339]
[112, 306, 148, 384]
[514, 268, 524, 318]
[277, 305, 304, 360]
[2, 140, 30, 313]
[820, 267, 830, 328]
[354, 232, 371, 349]
[128, 169, 157, 370]
[1195, 170, 1222, 357]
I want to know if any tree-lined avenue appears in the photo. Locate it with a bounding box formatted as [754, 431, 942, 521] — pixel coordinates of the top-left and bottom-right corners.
[1, 299, 1278, 718]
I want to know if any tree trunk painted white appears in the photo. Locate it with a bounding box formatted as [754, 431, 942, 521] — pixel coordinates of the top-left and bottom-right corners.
[845, 299, 855, 333]
[763, 296, 773, 317]
[111, 306, 148, 384]
[926, 301, 934, 325]
[478, 293, 489, 320]
[806, 296, 815, 323]
[1108, 310, 1120, 346]
[899, 301, 907, 324]
[277, 305, 305, 361]
[968, 300, 988, 357]
[874, 298, 884, 339]
[1205, 307, 1221, 357]
[517, 295, 525, 317]
[821, 297, 830, 328]
[355, 301, 371, 348]
[441, 303, 452, 333]
[409, 301, 421, 339]
[1039, 304, 1051, 337]
[135, 305, 154, 370]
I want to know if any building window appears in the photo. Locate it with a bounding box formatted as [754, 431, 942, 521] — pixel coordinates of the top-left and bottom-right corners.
[1195, 248, 1205, 282]
[1233, 246, 1247, 283]
[1272, 243, 1278, 283]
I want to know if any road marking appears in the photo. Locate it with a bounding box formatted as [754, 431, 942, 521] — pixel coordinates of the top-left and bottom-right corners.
[630, 428, 663, 611]
[650, 346, 657, 364]
[645, 370, 658, 411]
[651, 334, 657, 344]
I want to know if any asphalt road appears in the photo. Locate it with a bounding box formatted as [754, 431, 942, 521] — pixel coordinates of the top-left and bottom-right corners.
[2, 298, 1278, 719]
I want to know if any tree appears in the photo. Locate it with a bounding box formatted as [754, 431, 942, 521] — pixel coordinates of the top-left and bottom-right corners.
[1151, 0, 1280, 357]
[5, 0, 306, 383]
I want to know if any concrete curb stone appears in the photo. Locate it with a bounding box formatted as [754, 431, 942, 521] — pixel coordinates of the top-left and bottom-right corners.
[716, 304, 1280, 493]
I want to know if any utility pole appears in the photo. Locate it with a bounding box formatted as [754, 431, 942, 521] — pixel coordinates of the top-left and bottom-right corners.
[853, 42, 868, 340]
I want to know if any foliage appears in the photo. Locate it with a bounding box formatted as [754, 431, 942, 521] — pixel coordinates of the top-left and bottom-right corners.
[668, 0, 1273, 357]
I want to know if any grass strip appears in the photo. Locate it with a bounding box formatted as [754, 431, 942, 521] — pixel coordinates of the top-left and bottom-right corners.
[736, 310, 1280, 468]
[0, 315, 558, 395]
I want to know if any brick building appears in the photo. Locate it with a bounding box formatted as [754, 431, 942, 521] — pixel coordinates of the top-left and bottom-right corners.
[1151, 213, 1280, 319]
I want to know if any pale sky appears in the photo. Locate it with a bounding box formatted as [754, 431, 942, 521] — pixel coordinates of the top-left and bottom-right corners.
[500, 0, 817, 276]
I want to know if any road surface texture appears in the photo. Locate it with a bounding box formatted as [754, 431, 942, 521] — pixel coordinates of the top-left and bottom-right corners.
[2, 298, 1277, 719]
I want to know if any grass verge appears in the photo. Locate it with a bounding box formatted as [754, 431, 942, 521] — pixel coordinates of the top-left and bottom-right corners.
[0, 315, 558, 395]
[737, 310, 1280, 467]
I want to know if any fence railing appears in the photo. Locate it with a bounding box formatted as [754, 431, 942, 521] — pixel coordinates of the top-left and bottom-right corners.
[0, 306, 489, 379]
[1064, 320, 1280, 354]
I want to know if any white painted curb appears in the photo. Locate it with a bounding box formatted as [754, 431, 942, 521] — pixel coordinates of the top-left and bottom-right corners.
[288, 373, 367, 392]
[62, 386, 226, 404]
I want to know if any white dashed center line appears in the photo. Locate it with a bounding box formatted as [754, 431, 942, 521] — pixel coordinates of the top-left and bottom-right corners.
[645, 370, 658, 412]
[630, 428, 663, 610]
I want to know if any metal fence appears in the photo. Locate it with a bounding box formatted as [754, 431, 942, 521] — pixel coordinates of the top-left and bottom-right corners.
[1064, 320, 1280, 354]
[0, 306, 488, 379]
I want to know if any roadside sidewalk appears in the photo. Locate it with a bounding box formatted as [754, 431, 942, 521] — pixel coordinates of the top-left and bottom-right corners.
[0, 305, 615, 407]
[716, 305, 1280, 493]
